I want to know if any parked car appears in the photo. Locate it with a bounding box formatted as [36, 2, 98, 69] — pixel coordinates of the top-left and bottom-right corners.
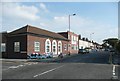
[27, 54, 38, 59]
[27, 52, 53, 59]
[36, 54, 43, 59]
[85, 50, 89, 53]
[104, 48, 109, 51]
[78, 49, 88, 54]
[58, 53, 63, 58]
[84, 48, 90, 53]
[27, 53, 47, 59]
[45, 52, 53, 58]
[40, 54, 47, 59]
[110, 49, 115, 52]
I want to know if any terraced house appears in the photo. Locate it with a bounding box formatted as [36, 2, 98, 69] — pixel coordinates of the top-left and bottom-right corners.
[1, 25, 69, 59]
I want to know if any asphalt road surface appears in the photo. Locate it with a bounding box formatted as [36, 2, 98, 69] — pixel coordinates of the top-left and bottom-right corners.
[2, 51, 120, 80]
[55, 51, 110, 63]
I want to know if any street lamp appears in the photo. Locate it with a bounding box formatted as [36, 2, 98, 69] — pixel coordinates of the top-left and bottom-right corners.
[90, 32, 94, 48]
[68, 13, 76, 32]
[90, 32, 94, 42]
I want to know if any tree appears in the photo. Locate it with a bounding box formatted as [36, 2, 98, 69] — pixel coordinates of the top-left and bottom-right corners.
[85, 38, 88, 41]
[103, 38, 120, 54]
[102, 43, 108, 48]
[116, 40, 120, 53]
[82, 37, 85, 41]
[103, 38, 118, 49]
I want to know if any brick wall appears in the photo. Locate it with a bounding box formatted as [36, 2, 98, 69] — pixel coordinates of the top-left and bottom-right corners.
[59, 31, 79, 54]
[27, 35, 68, 55]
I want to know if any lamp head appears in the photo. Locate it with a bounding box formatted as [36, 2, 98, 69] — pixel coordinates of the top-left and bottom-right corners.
[73, 14, 76, 16]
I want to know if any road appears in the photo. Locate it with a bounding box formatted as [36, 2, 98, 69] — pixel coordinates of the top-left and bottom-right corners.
[2, 51, 120, 80]
[55, 51, 110, 63]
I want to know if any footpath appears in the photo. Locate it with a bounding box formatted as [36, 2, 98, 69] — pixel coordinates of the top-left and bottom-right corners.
[1, 54, 78, 63]
[111, 52, 120, 80]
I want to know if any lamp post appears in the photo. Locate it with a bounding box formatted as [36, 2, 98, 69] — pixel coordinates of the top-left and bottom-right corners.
[68, 13, 76, 32]
[68, 14, 76, 54]
[90, 33, 94, 42]
[90, 32, 94, 49]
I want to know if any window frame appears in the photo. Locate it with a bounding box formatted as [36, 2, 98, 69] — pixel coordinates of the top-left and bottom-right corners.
[64, 44, 67, 50]
[1, 43, 6, 52]
[34, 41, 40, 52]
[14, 42, 20, 52]
[58, 41, 62, 53]
[45, 39, 51, 53]
[52, 40, 57, 54]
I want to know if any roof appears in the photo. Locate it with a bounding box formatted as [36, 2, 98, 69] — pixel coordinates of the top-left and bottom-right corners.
[9, 25, 69, 41]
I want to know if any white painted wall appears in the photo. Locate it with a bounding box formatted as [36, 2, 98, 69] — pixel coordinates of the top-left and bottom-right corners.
[79, 40, 88, 49]
[79, 40, 94, 49]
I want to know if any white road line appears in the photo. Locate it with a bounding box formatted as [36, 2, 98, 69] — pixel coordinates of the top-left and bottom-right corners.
[24, 62, 38, 65]
[8, 66, 19, 69]
[3, 62, 38, 71]
[113, 65, 115, 75]
[112, 65, 118, 79]
[33, 62, 38, 64]
[2, 68, 10, 71]
[33, 65, 65, 78]
[18, 65, 24, 67]
[8, 64, 25, 69]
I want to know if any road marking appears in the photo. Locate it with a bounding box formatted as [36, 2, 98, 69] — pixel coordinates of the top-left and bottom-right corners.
[112, 65, 118, 79]
[3, 62, 38, 71]
[24, 62, 38, 65]
[113, 65, 115, 75]
[33, 65, 65, 78]
[18, 64, 25, 67]
[9, 64, 26, 69]
[2, 68, 10, 71]
[8, 66, 19, 69]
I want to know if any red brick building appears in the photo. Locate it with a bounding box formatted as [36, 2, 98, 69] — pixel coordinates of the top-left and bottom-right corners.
[58, 31, 79, 54]
[1, 25, 69, 59]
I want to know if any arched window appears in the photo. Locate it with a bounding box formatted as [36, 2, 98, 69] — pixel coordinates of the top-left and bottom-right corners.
[58, 41, 62, 54]
[45, 39, 51, 53]
[52, 40, 57, 54]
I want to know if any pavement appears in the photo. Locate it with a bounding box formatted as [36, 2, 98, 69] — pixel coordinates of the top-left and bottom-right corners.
[112, 53, 120, 65]
[112, 53, 120, 80]
[1, 59, 28, 62]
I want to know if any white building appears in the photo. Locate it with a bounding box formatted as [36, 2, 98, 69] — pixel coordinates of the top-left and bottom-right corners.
[79, 40, 88, 49]
[79, 39, 94, 49]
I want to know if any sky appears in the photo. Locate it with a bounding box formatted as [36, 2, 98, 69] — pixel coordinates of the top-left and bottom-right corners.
[0, 1, 118, 44]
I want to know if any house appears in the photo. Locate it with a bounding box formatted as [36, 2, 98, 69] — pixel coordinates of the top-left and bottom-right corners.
[78, 34, 101, 51]
[79, 39, 89, 49]
[58, 31, 79, 54]
[1, 25, 69, 59]
[78, 35, 94, 49]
